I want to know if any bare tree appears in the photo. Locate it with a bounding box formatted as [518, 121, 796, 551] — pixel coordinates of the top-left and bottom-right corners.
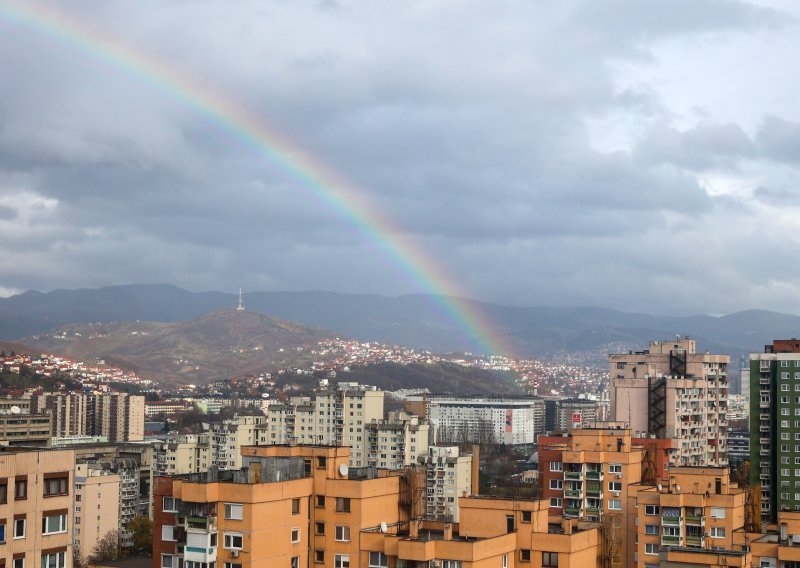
[72, 544, 87, 568]
[91, 530, 121, 563]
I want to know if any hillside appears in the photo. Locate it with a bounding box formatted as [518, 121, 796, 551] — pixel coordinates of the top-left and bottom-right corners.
[1, 284, 796, 361]
[20, 309, 333, 384]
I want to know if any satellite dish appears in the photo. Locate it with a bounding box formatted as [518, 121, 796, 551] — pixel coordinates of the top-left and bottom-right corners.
[380, 522, 388, 533]
[9, 406, 20, 415]
[339, 463, 349, 477]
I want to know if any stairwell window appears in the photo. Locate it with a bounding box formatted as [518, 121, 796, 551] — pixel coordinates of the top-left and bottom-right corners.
[335, 497, 351, 512]
[224, 504, 243, 520]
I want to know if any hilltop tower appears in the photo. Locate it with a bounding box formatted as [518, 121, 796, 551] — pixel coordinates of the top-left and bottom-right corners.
[236, 288, 245, 311]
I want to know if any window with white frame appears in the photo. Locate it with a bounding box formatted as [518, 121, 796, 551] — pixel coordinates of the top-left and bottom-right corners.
[645, 525, 659, 535]
[549, 462, 563, 472]
[549, 497, 563, 507]
[368, 552, 388, 568]
[645, 505, 659, 515]
[710, 527, 726, 538]
[335, 525, 350, 542]
[609, 464, 622, 474]
[710, 507, 726, 519]
[41, 513, 67, 535]
[291, 528, 300, 543]
[645, 544, 658, 555]
[334, 555, 350, 568]
[163, 498, 178, 512]
[608, 481, 622, 492]
[161, 526, 176, 542]
[223, 532, 243, 549]
[13, 518, 26, 539]
[442, 562, 462, 568]
[224, 503, 243, 520]
[549, 479, 563, 490]
[608, 499, 622, 510]
[161, 555, 173, 568]
[41, 552, 65, 568]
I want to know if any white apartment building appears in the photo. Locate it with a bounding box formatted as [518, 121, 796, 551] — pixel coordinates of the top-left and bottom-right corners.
[261, 382, 384, 466]
[364, 411, 430, 469]
[420, 396, 544, 447]
[419, 445, 474, 522]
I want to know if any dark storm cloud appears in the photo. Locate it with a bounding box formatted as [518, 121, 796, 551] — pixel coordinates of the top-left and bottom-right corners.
[0, 0, 798, 315]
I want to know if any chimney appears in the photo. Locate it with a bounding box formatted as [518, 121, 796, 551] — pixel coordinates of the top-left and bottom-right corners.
[471, 444, 480, 496]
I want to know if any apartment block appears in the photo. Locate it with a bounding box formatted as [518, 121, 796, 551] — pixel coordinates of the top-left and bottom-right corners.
[539, 425, 643, 568]
[630, 467, 747, 568]
[152, 444, 601, 568]
[0, 448, 75, 568]
[0, 413, 52, 446]
[73, 463, 120, 562]
[261, 383, 385, 466]
[610, 338, 729, 467]
[153, 434, 212, 476]
[418, 445, 476, 522]
[89, 393, 145, 442]
[749, 339, 800, 522]
[364, 411, 429, 470]
[31, 393, 88, 438]
[415, 395, 544, 447]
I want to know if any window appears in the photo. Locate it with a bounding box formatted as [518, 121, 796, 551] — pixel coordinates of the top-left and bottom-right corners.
[549, 462, 563, 472]
[503, 554, 508, 568]
[14, 478, 27, 500]
[711, 527, 726, 538]
[161, 526, 176, 542]
[314, 551, 325, 564]
[315, 522, 325, 535]
[645, 544, 658, 555]
[710, 507, 726, 519]
[42, 513, 67, 534]
[316, 495, 325, 508]
[224, 563, 242, 568]
[0, 522, 4, 542]
[210, 533, 217, 547]
[0, 482, 7, 504]
[163, 497, 178, 512]
[549, 479, 563, 490]
[317, 456, 327, 469]
[336, 497, 351, 512]
[41, 553, 65, 568]
[542, 552, 558, 567]
[224, 503, 243, 520]
[522, 510, 532, 523]
[520, 549, 531, 562]
[43, 476, 68, 497]
[13, 558, 24, 568]
[335, 525, 350, 542]
[442, 562, 462, 568]
[368, 552, 388, 568]
[224, 533, 243, 549]
[609, 464, 622, 474]
[334, 555, 350, 568]
[645, 505, 660, 515]
[608, 499, 622, 510]
[645, 525, 659, 535]
[608, 482, 622, 492]
[549, 498, 563, 507]
[13, 517, 25, 539]
[291, 528, 300, 543]
[161, 555, 173, 568]
[292, 499, 300, 515]
[291, 558, 299, 568]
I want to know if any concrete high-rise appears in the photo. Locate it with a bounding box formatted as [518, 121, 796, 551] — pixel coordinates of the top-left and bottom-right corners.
[749, 339, 800, 522]
[89, 393, 145, 442]
[609, 338, 729, 467]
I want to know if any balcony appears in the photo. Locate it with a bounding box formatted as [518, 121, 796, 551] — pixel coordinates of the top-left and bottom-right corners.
[184, 546, 217, 564]
[586, 471, 603, 481]
[685, 535, 704, 547]
[565, 489, 582, 498]
[565, 472, 582, 480]
[662, 535, 682, 546]
[685, 515, 704, 526]
[662, 515, 681, 526]
[563, 507, 580, 517]
[586, 488, 603, 498]
[585, 507, 601, 516]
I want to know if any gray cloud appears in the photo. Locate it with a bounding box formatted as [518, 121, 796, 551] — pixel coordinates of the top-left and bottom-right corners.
[0, 0, 798, 317]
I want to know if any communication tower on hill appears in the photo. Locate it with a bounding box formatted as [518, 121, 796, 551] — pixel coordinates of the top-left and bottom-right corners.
[236, 288, 245, 311]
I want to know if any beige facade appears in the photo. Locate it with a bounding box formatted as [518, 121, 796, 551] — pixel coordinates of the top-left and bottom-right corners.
[91, 393, 145, 442]
[364, 411, 429, 469]
[73, 463, 120, 562]
[419, 445, 474, 522]
[610, 339, 729, 466]
[0, 413, 52, 446]
[261, 383, 385, 466]
[31, 393, 88, 438]
[0, 448, 75, 568]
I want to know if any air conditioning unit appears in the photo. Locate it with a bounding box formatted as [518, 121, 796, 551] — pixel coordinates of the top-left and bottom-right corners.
[231, 550, 239, 558]
[616, 474, 623, 479]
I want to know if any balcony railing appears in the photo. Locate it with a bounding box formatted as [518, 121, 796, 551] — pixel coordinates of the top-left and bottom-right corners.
[565, 471, 582, 480]
[685, 515, 704, 525]
[586, 471, 603, 481]
[662, 535, 682, 545]
[662, 515, 681, 525]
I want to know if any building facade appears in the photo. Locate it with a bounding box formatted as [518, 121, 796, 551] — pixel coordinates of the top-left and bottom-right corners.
[610, 338, 729, 467]
[73, 463, 121, 561]
[364, 411, 429, 470]
[418, 445, 476, 522]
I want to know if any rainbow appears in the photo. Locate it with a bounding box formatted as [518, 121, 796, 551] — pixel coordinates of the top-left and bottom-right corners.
[0, 0, 514, 358]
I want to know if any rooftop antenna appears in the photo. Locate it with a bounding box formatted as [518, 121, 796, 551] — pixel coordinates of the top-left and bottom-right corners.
[236, 288, 245, 311]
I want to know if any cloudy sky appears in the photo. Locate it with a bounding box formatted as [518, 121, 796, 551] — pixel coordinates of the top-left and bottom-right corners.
[1, 0, 799, 315]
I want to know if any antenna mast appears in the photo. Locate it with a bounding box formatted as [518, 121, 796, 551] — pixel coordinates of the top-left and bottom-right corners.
[236, 288, 245, 311]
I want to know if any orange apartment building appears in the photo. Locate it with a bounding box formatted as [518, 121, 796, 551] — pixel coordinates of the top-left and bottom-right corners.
[0, 447, 75, 568]
[153, 444, 601, 568]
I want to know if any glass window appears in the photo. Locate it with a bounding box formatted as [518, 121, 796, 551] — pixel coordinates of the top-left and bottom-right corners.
[41, 553, 65, 568]
[520, 549, 531, 562]
[161, 555, 173, 568]
[13, 518, 26, 539]
[645, 505, 660, 515]
[645, 525, 659, 535]
[335, 525, 350, 542]
[334, 555, 350, 568]
[163, 497, 178, 512]
[224, 504, 243, 520]
[223, 533, 243, 549]
[292, 499, 300, 515]
[542, 552, 558, 567]
[15, 478, 27, 500]
[368, 552, 388, 568]
[41, 514, 67, 535]
[549, 462, 563, 472]
[336, 498, 351, 512]
[161, 526, 176, 542]
[291, 528, 300, 543]
[645, 544, 658, 555]
[13, 558, 23, 568]
[43, 477, 68, 497]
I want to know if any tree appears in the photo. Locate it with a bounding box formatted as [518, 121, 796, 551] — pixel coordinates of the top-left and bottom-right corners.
[91, 530, 121, 563]
[128, 516, 153, 555]
[73, 544, 88, 568]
